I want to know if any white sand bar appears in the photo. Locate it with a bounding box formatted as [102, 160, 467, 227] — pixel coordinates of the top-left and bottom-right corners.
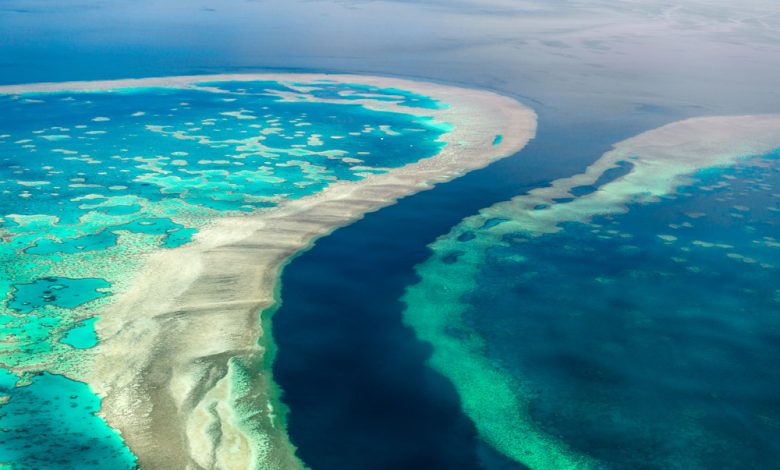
[0, 74, 536, 469]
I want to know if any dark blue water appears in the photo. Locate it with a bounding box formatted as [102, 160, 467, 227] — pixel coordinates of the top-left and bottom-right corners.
[570, 160, 634, 197]
[271, 112, 667, 469]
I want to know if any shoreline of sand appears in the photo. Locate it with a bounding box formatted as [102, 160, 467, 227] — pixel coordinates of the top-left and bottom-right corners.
[0, 74, 536, 469]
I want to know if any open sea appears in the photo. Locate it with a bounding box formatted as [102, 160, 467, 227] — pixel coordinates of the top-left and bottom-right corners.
[2, 1, 780, 469]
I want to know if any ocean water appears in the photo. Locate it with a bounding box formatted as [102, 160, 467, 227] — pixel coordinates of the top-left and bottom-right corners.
[271, 115, 663, 469]
[8, 277, 110, 313]
[3, 1, 780, 469]
[403, 150, 780, 468]
[0, 373, 138, 469]
[0, 79, 450, 468]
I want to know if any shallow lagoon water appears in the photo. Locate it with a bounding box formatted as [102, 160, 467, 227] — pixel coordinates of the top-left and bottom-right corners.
[60, 317, 99, 349]
[0, 373, 137, 469]
[8, 277, 110, 313]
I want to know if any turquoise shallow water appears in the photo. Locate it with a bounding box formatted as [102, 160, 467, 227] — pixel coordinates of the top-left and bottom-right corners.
[0, 78, 449, 468]
[8, 277, 110, 313]
[0, 373, 137, 469]
[404, 150, 780, 468]
[60, 318, 99, 349]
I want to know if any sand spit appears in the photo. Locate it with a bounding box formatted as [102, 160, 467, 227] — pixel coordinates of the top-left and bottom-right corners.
[402, 115, 780, 470]
[0, 74, 536, 469]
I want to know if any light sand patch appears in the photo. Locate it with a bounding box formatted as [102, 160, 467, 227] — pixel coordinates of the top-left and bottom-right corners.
[221, 110, 257, 120]
[40, 134, 71, 141]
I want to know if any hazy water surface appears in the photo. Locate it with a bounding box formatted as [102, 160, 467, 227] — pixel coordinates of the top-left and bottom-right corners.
[2, 1, 780, 469]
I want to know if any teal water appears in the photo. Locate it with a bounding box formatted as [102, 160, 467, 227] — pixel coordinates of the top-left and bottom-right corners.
[0, 373, 138, 469]
[26, 231, 120, 255]
[8, 277, 110, 313]
[0, 78, 451, 468]
[404, 150, 780, 468]
[60, 318, 99, 349]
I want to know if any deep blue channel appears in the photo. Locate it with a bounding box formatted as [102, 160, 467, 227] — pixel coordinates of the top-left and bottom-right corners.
[271, 109, 674, 469]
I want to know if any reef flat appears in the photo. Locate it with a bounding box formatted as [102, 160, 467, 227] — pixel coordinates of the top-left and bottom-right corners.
[403, 115, 780, 469]
[0, 74, 536, 468]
